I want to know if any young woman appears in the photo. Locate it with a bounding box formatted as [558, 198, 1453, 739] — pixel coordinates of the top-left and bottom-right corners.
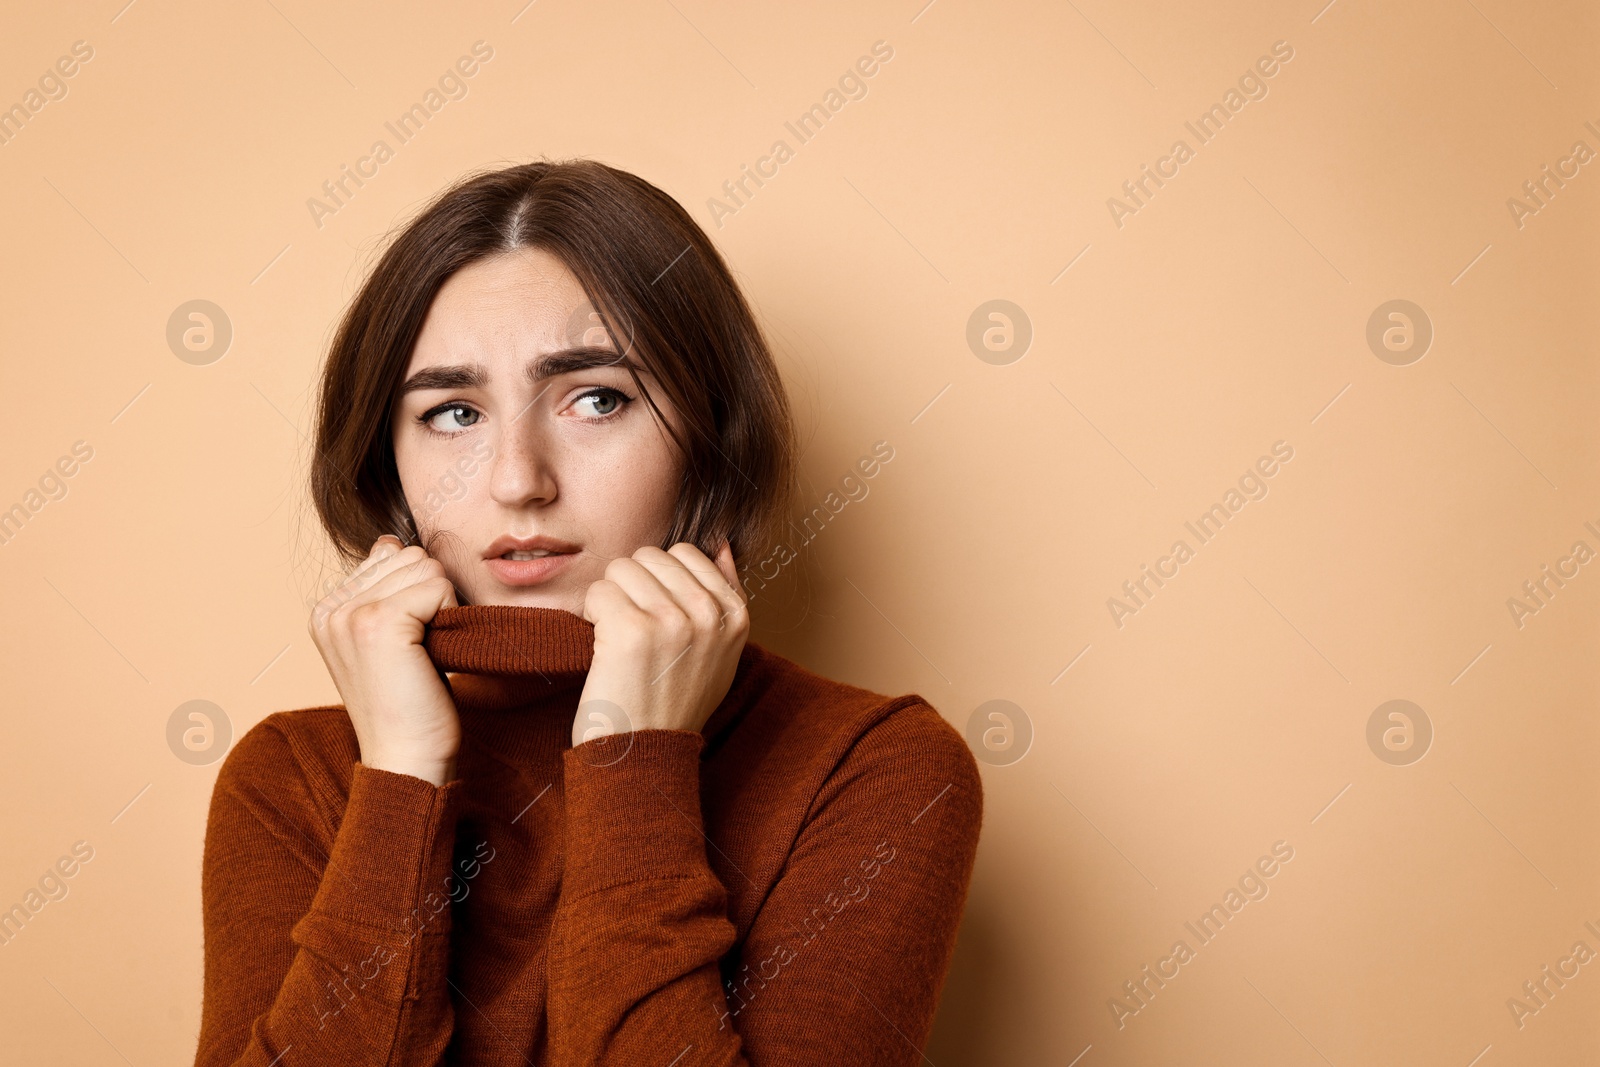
[195, 159, 983, 1066]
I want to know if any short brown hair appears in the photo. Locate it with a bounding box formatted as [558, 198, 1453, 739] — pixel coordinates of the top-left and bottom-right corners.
[308, 158, 798, 582]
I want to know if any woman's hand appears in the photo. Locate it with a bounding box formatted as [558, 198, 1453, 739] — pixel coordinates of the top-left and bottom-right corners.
[308, 534, 462, 786]
[573, 539, 748, 750]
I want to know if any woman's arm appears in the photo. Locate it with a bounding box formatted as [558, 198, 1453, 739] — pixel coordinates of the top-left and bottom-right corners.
[543, 702, 984, 1065]
[194, 717, 466, 1067]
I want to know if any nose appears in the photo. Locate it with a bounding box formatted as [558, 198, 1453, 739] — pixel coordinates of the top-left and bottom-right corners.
[487, 414, 558, 508]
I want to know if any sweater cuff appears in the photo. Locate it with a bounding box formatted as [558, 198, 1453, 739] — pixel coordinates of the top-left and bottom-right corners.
[308, 762, 466, 938]
[561, 729, 711, 899]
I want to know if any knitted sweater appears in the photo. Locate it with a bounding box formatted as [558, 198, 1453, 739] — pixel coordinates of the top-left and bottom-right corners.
[195, 604, 983, 1066]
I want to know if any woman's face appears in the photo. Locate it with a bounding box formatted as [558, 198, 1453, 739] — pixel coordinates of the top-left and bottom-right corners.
[390, 246, 686, 613]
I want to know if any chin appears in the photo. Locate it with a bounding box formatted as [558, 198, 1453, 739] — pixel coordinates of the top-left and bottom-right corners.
[467, 585, 578, 613]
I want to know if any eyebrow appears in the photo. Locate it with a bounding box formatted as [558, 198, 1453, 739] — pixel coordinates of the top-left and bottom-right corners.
[397, 346, 639, 398]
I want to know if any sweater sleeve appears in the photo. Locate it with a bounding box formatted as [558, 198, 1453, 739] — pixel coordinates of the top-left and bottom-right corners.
[194, 716, 468, 1067]
[545, 702, 984, 1065]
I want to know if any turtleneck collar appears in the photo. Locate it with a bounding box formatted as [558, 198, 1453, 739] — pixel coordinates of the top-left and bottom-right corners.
[426, 602, 764, 760]
[425, 604, 596, 714]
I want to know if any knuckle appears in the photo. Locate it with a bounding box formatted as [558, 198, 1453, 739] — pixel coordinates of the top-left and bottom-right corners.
[659, 606, 695, 640]
[685, 593, 721, 629]
[310, 590, 345, 628]
[616, 611, 654, 646]
[347, 602, 387, 641]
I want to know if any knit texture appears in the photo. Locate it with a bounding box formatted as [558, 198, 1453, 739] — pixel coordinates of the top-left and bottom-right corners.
[196, 605, 983, 1066]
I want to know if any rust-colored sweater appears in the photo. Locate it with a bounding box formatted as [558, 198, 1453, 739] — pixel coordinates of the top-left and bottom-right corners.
[196, 605, 983, 1066]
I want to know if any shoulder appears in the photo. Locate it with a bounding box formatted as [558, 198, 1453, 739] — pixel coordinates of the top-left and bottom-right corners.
[208, 705, 359, 827]
[736, 641, 973, 755]
[724, 642, 983, 830]
[201, 707, 362, 906]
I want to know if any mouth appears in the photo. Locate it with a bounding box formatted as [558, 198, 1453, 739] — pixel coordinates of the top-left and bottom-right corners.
[482, 534, 582, 587]
[483, 534, 582, 559]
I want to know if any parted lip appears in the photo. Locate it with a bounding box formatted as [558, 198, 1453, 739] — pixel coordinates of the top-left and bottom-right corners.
[483, 533, 582, 559]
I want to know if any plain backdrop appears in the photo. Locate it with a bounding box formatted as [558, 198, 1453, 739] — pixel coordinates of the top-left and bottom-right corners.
[0, 1, 1596, 1063]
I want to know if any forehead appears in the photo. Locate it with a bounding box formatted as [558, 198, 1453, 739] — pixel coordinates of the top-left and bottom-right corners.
[408, 247, 596, 369]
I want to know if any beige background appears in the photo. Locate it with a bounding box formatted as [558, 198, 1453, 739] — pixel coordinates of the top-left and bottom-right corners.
[1, 0, 1596, 1063]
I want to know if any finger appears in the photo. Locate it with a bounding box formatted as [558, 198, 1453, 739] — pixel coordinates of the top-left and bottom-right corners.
[640, 543, 739, 633]
[666, 541, 745, 616]
[631, 546, 726, 619]
[359, 534, 405, 569]
[379, 573, 458, 629]
[581, 575, 650, 628]
[323, 551, 413, 620]
[713, 540, 743, 603]
[318, 571, 457, 659]
[339, 537, 411, 597]
[329, 551, 449, 617]
[600, 552, 686, 620]
[316, 543, 405, 629]
[636, 547, 742, 630]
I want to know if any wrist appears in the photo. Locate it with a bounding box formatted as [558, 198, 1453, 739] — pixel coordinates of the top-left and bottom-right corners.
[362, 749, 458, 787]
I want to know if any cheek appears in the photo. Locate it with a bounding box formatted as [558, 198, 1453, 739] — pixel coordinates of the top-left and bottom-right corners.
[392, 443, 449, 519]
[391, 447, 496, 562]
[391, 433, 426, 500]
[569, 434, 683, 547]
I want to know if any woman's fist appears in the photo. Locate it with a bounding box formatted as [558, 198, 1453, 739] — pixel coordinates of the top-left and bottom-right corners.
[308, 535, 462, 786]
[573, 539, 748, 750]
